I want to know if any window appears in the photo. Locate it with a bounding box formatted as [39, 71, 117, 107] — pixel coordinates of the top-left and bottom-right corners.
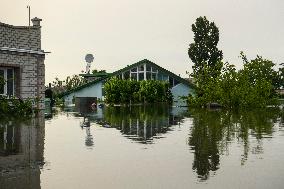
[138, 65, 144, 72]
[152, 67, 157, 72]
[0, 68, 14, 96]
[139, 73, 144, 81]
[169, 77, 173, 88]
[157, 73, 168, 81]
[146, 64, 151, 72]
[7, 69, 14, 96]
[131, 67, 137, 72]
[124, 71, 130, 80]
[151, 73, 157, 80]
[131, 73, 137, 80]
[146, 72, 151, 80]
[0, 70, 4, 94]
[157, 73, 163, 80]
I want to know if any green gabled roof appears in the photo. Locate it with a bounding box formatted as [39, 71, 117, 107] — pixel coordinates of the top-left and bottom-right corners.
[60, 59, 195, 97]
[109, 59, 195, 88]
[79, 73, 110, 77]
[59, 76, 108, 98]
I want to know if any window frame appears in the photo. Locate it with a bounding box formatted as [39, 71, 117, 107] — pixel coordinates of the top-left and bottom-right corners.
[0, 67, 14, 96]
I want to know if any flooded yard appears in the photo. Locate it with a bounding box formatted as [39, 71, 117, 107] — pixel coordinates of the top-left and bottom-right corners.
[1, 105, 284, 189]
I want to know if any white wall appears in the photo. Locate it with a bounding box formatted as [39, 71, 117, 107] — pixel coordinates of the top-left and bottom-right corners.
[64, 81, 103, 105]
[64, 80, 194, 107]
[171, 83, 193, 107]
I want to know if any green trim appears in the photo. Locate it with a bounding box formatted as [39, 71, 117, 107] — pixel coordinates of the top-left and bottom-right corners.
[60, 59, 195, 97]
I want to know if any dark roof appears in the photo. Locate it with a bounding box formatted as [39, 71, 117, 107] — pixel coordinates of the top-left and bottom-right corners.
[60, 59, 195, 97]
[79, 73, 110, 77]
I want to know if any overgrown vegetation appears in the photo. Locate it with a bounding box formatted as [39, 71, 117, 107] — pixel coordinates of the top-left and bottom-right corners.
[0, 96, 33, 117]
[0, 76, 33, 116]
[50, 75, 86, 98]
[92, 69, 106, 74]
[104, 78, 172, 105]
[49, 69, 107, 98]
[188, 16, 282, 108]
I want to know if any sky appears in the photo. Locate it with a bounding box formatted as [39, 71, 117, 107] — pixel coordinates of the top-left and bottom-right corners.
[1, 0, 284, 83]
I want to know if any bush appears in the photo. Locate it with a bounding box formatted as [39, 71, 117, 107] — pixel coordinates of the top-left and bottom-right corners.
[0, 96, 33, 117]
[104, 78, 172, 105]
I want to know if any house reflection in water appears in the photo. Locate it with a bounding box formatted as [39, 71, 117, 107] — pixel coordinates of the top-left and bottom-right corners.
[78, 104, 188, 144]
[0, 114, 45, 189]
[80, 117, 94, 148]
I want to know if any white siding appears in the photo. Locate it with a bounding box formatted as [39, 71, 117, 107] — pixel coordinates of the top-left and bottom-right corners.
[171, 83, 194, 107]
[64, 81, 103, 105]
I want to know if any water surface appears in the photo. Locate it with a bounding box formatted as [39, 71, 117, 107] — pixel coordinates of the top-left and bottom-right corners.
[1, 105, 284, 189]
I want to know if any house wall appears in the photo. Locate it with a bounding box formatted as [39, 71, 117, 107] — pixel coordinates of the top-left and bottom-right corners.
[64, 81, 103, 105]
[0, 23, 41, 51]
[0, 21, 45, 109]
[171, 83, 193, 106]
[65, 81, 193, 107]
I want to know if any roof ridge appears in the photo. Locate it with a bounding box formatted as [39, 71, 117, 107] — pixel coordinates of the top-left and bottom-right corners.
[60, 59, 195, 97]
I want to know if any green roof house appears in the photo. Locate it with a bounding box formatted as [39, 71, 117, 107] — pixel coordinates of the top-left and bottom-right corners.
[61, 59, 195, 106]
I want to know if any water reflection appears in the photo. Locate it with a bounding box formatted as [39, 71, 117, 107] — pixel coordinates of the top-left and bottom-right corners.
[189, 108, 281, 181]
[92, 105, 187, 144]
[0, 114, 45, 189]
[80, 117, 94, 148]
[46, 105, 284, 182]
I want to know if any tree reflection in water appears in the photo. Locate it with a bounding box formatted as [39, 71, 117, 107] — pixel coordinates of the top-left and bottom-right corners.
[67, 104, 283, 182]
[189, 108, 280, 181]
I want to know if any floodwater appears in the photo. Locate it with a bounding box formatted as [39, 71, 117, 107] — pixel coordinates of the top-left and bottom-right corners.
[1, 105, 284, 189]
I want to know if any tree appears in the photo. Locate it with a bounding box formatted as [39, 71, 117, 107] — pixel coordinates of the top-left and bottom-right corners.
[274, 63, 284, 90]
[188, 52, 279, 108]
[188, 16, 223, 80]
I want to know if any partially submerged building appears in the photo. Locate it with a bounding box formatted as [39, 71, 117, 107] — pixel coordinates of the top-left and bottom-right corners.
[0, 18, 46, 109]
[61, 59, 195, 106]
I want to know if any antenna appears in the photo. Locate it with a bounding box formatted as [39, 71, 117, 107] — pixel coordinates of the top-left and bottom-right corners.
[85, 54, 94, 74]
[27, 5, 30, 26]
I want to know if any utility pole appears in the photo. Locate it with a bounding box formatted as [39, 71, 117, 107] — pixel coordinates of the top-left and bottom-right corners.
[27, 5, 30, 26]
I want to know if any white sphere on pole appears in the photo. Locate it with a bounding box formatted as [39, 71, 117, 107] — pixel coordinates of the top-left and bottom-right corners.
[85, 54, 94, 73]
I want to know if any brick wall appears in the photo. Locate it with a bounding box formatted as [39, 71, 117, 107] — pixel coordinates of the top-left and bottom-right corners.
[0, 23, 41, 51]
[0, 20, 45, 109]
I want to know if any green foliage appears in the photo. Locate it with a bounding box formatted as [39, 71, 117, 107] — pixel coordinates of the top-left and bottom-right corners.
[92, 69, 106, 74]
[187, 17, 279, 108]
[188, 53, 279, 108]
[0, 96, 33, 117]
[104, 78, 172, 104]
[50, 75, 86, 98]
[0, 76, 32, 116]
[188, 16, 223, 79]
